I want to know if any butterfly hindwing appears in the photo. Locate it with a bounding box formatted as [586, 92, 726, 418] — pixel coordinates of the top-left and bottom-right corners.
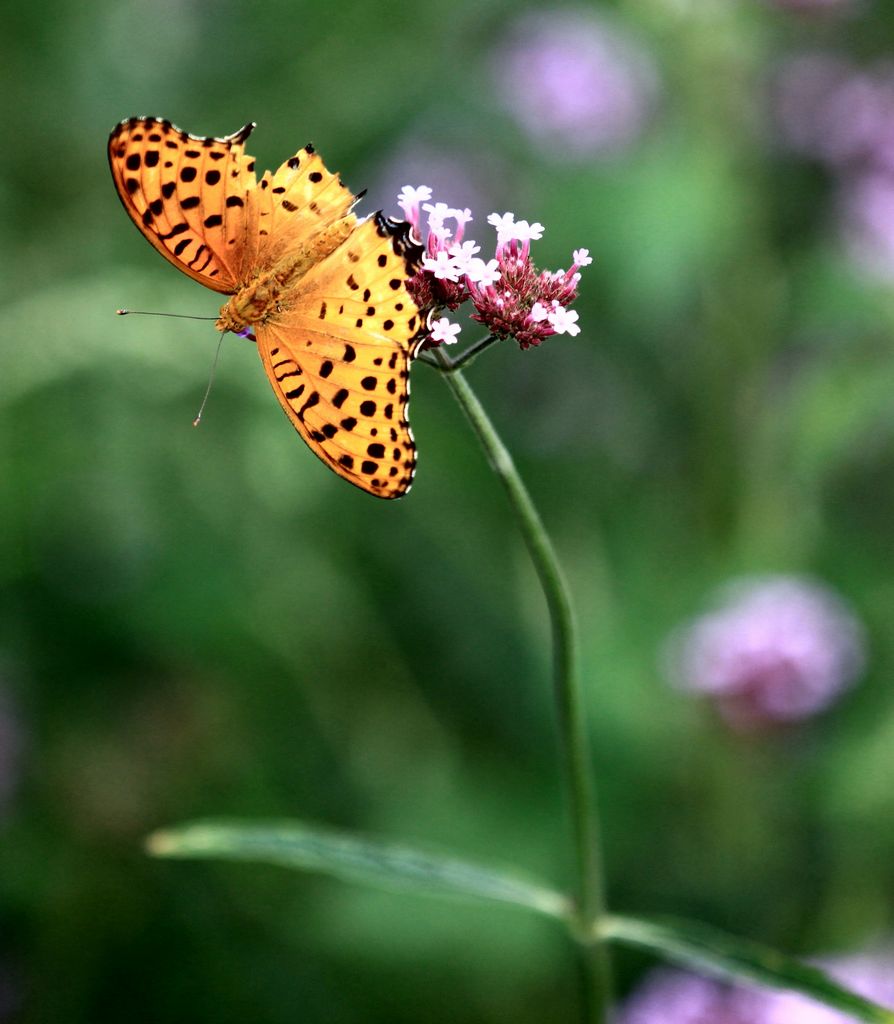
[256, 214, 425, 498]
[108, 116, 257, 293]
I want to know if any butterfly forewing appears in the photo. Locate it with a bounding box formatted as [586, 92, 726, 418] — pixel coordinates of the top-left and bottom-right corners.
[108, 116, 257, 293]
[256, 215, 424, 499]
[250, 146, 358, 272]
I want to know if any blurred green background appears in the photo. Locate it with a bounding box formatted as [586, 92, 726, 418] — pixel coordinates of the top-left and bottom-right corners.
[3, 0, 894, 1020]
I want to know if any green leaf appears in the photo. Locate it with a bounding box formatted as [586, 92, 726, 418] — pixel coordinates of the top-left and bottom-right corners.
[600, 915, 894, 1024]
[147, 819, 570, 921]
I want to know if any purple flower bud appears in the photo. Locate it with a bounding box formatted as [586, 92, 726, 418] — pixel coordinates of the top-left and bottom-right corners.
[664, 576, 866, 729]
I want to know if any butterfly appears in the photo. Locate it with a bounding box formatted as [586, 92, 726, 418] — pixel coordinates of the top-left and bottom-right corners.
[108, 116, 426, 499]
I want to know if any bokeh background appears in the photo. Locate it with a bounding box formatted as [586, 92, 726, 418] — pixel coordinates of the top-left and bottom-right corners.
[3, 0, 894, 1021]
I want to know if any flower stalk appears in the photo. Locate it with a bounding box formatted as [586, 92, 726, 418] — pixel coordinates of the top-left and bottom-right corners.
[404, 180, 606, 1018]
[432, 345, 612, 1024]
[422, 333, 500, 373]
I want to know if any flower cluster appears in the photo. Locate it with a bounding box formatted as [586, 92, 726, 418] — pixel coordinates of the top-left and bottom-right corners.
[618, 954, 894, 1024]
[397, 186, 590, 349]
[663, 575, 866, 730]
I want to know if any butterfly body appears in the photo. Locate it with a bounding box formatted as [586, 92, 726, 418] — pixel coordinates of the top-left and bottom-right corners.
[109, 116, 425, 498]
[216, 214, 357, 333]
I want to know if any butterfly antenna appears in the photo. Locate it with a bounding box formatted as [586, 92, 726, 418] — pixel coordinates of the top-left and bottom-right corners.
[116, 309, 218, 320]
[192, 332, 226, 427]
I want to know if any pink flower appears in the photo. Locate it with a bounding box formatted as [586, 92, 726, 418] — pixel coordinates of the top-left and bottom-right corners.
[513, 220, 545, 243]
[422, 201, 455, 238]
[465, 258, 501, 287]
[487, 211, 518, 245]
[397, 186, 433, 226]
[451, 207, 474, 235]
[429, 317, 462, 345]
[422, 250, 462, 282]
[448, 241, 482, 274]
[546, 303, 581, 336]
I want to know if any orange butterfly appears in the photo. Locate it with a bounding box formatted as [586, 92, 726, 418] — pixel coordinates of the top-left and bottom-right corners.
[108, 116, 426, 499]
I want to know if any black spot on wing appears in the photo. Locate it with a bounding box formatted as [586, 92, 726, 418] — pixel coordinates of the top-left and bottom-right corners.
[372, 211, 424, 275]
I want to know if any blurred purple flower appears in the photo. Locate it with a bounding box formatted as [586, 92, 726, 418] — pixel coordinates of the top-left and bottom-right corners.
[493, 9, 659, 158]
[620, 953, 894, 1024]
[772, 54, 894, 170]
[664, 576, 866, 729]
[738, 951, 894, 1022]
[838, 169, 894, 278]
[0, 688, 23, 819]
[771, 53, 894, 277]
[618, 968, 745, 1024]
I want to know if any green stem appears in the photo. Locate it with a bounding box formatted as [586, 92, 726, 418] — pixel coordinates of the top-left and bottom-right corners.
[442, 333, 500, 372]
[432, 346, 612, 1024]
[417, 334, 499, 372]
